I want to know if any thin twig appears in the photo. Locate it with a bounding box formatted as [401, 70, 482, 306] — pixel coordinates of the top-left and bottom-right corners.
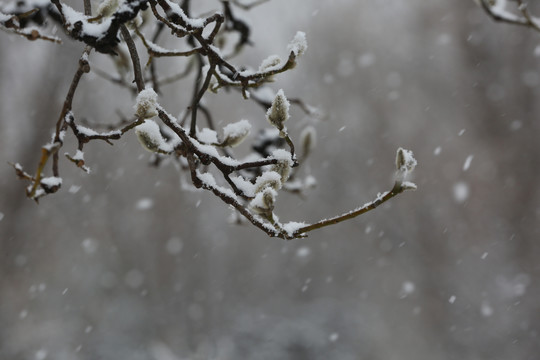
[293, 181, 409, 236]
[120, 25, 145, 92]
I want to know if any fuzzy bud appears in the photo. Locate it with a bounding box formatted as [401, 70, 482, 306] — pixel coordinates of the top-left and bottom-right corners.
[299, 125, 316, 158]
[221, 119, 251, 147]
[287, 31, 308, 57]
[96, 0, 121, 18]
[250, 187, 277, 215]
[254, 171, 282, 194]
[395, 148, 417, 174]
[259, 55, 282, 72]
[135, 120, 167, 153]
[266, 89, 290, 131]
[271, 149, 293, 183]
[134, 87, 158, 119]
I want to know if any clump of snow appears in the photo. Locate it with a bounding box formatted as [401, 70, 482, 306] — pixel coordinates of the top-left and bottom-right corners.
[164, 0, 205, 28]
[197, 127, 218, 144]
[222, 119, 251, 147]
[230, 175, 256, 197]
[197, 170, 238, 200]
[134, 87, 158, 119]
[61, 3, 114, 38]
[75, 125, 99, 137]
[72, 150, 85, 161]
[0, 12, 13, 23]
[287, 31, 307, 57]
[401, 181, 417, 191]
[282, 221, 307, 237]
[448, 295, 456, 304]
[40, 176, 62, 188]
[490, 0, 522, 22]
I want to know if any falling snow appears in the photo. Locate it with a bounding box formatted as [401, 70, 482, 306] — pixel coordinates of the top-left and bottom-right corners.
[136, 198, 154, 210]
[296, 246, 311, 258]
[453, 182, 470, 203]
[463, 155, 474, 171]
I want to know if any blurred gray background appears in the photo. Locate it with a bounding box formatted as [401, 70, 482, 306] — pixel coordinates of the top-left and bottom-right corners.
[1, 0, 540, 359]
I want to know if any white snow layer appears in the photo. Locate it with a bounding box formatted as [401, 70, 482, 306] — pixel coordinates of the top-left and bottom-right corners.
[41, 176, 62, 187]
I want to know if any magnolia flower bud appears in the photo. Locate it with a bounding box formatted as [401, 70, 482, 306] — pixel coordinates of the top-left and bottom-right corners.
[395, 148, 417, 174]
[299, 125, 316, 158]
[250, 187, 277, 215]
[221, 119, 251, 147]
[259, 55, 282, 72]
[254, 171, 282, 194]
[287, 31, 308, 57]
[266, 89, 290, 131]
[134, 87, 158, 119]
[271, 149, 293, 183]
[135, 120, 166, 153]
[96, 0, 120, 18]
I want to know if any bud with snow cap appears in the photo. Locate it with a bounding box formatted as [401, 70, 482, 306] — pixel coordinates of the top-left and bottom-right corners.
[134, 87, 158, 119]
[395, 147, 417, 190]
[299, 125, 316, 159]
[271, 149, 293, 183]
[254, 171, 282, 194]
[287, 31, 308, 57]
[250, 187, 278, 216]
[266, 89, 290, 134]
[395, 147, 417, 174]
[135, 120, 169, 153]
[220, 119, 251, 147]
[258, 55, 282, 73]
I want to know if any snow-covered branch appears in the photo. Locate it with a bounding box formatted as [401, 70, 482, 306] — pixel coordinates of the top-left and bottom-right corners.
[478, 0, 540, 32]
[5, 0, 417, 238]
